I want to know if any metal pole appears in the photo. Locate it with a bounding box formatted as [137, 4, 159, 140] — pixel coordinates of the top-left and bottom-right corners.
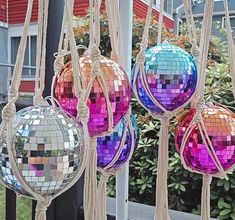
[6, 189, 16, 220]
[116, 1, 133, 220]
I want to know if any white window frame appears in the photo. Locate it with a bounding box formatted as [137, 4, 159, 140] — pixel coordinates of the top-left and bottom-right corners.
[141, 0, 173, 19]
[8, 23, 38, 81]
[222, 15, 235, 30]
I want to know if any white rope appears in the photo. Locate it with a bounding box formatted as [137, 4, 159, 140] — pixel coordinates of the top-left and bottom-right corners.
[105, 0, 124, 66]
[183, 0, 200, 57]
[34, 0, 49, 107]
[84, 137, 98, 220]
[201, 175, 212, 220]
[155, 117, 170, 220]
[196, 0, 214, 100]
[89, 0, 102, 49]
[97, 174, 109, 220]
[157, 0, 164, 45]
[224, 0, 235, 98]
[0, 2, 55, 219]
[96, 110, 136, 220]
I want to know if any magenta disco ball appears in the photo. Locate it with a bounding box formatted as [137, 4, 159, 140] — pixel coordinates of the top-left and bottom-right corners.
[54, 55, 132, 137]
[97, 115, 139, 173]
[132, 41, 197, 117]
[175, 105, 235, 175]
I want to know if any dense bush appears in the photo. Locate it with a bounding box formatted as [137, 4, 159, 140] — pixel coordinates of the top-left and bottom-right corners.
[73, 13, 235, 219]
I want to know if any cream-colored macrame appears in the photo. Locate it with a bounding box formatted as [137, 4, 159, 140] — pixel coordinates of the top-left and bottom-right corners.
[180, 1, 235, 220]
[131, 0, 196, 219]
[52, 0, 129, 219]
[0, 1, 89, 219]
[95, 1, 137, 220]
[224, 0, 235, 97]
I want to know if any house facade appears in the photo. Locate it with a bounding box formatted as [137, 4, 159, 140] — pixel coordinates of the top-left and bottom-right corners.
[173, 0, 235, 39]
[0, 0, 174, 103]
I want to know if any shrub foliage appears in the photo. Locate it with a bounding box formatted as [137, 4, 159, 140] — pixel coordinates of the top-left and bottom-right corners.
[73, 13, 235, 219]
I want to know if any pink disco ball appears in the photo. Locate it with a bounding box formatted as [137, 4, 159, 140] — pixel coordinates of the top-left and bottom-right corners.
[175, 105, 235, 175]
[54, 55, 132, 137]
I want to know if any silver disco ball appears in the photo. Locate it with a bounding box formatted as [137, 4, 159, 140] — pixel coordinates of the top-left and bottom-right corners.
[0, 105, 84, 197]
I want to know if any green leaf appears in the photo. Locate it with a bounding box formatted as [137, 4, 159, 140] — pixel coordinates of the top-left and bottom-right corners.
[218, 198, 225, 209]
[224, 181, 230, 191]
[231, 212, 235, 220]
[220, 209, 232, 216]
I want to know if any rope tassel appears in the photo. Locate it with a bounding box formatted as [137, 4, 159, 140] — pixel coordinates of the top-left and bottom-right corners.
[35, 197, 52, 220]
[201, 175, 212, 220]
[84, 137, 98, 220]
[155, 117, 170, 220]
[97, 174, 109, 220]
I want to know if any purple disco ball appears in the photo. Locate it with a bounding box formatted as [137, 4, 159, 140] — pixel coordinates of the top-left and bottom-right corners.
[132, 41, 198, 117]
[97, 115, 139, 173]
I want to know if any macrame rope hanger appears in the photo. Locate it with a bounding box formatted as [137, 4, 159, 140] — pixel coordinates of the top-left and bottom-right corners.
[0, 0, 89, 219]
[224, 0, 235, 98]
[180, 1, 232, 220]
[132, 0, 173, 219]
[96, 1, 135, 220]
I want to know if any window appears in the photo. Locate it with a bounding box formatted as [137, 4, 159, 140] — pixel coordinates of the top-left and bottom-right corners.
[11, 36, 37, 78]
[155, 0, 172, 15]
[222, 16, 235, 32]
[145, 0, 173, 16]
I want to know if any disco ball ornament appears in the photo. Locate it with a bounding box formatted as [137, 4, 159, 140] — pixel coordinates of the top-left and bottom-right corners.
[54, 55, 132, 137]
[175, 104, 235, 175]
[132, 41, 197, 117]
[97, 115, 139, 173]
[0, 105, 84, 196]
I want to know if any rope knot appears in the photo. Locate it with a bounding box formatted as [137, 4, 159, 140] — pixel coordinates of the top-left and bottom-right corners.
[191, 45, 200, 58]
[136, 51, 146, 64]
[77, 101, 90, 124]
[54, 53, 65, 73]
[91, 45, 101, 63]
[33, 91, 48, 107]
[8, 87, 19, 103]
[110, 51, 119, 62]
[36, 197, 52, 215]
[163, 111, 174, 120]
[195, 99, 205, 112]
[203, 175, 212, 185]
[2, 103, 16, 122]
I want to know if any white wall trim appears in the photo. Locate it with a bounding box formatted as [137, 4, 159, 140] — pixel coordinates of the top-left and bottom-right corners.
[182, 11, 235, 19]
[140, 0, 173, 20]
[222, 15, 235, 29]
[8, 23, 38, 37]
[0, 21, 8, 28]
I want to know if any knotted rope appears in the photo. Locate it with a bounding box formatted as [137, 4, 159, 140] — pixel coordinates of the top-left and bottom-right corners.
[180, 2, 228, 220]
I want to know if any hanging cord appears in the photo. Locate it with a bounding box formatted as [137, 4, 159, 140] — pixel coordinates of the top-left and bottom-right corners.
[157, 0, 164, 45]
[97, 2, 132, 218]
[0, 2, 56, 220]
[224, 0, 235, 98]
[96, 109, 136, 220]
[131, 1, 173, 219]
[155, 117, 171, 220]
[34, 0, 49, 107]
[180, 2, 220, 220]
[105, 0, 124, 65]
[97, 174, 109, 220]
[183, 0, 200, 57]
[201, 175, 212, 220]
[89, 0, 102, 49]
